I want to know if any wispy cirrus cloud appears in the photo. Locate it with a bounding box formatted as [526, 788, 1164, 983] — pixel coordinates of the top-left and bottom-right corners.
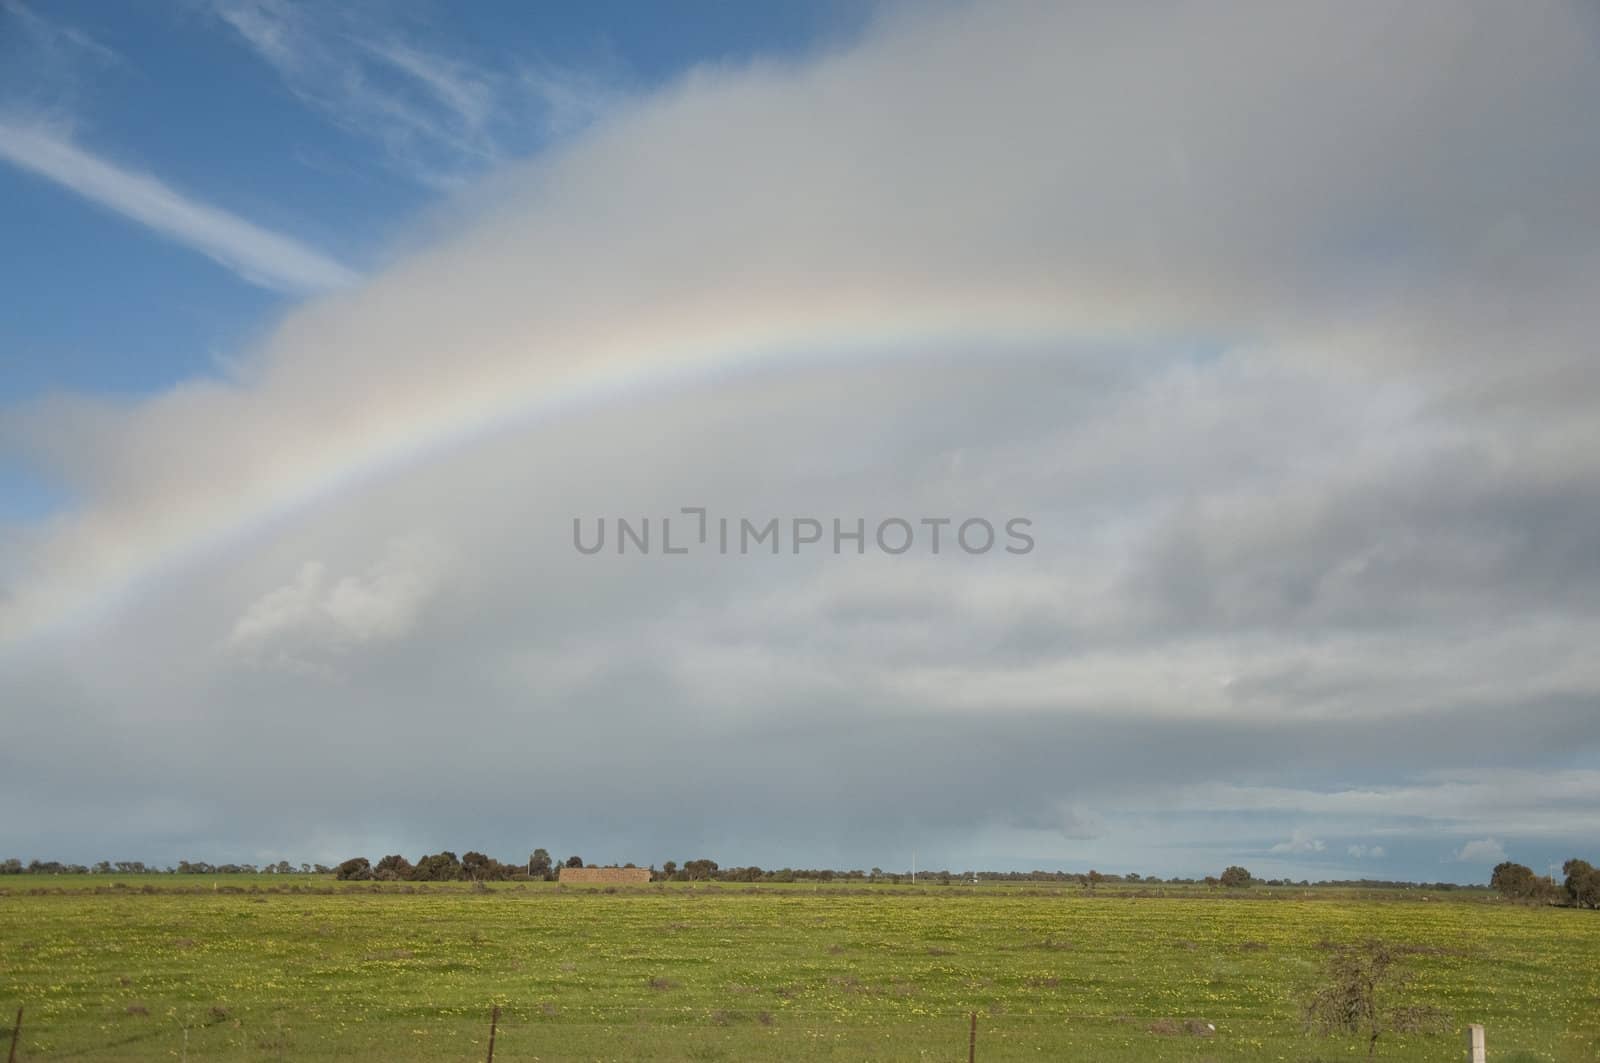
[0, 0, 122, 116]
[1, 0, 120, 67]
[0, 119, 357, 293]
[208, 0, 622, 185]
[358, 39, 496, 132]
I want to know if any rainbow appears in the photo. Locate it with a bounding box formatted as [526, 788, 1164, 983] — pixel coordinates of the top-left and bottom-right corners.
[1, 283, 1147, 651]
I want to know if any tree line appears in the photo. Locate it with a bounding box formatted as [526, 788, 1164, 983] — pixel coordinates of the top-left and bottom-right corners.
[332, 852, 754, 883]
[5, 852, 1564, 894]
[1, 859, 331, 875]
[324, 855, 1463, 890]
[1490, 858, 1600, 908]
[329, 851, 1290, 886]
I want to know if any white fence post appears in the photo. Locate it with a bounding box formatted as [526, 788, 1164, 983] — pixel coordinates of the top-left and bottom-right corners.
[1466, 1023, 1486, 1063]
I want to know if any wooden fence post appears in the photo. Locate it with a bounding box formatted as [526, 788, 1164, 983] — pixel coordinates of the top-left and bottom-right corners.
[968, 1010, 977, 1063]
[7, 1006, 21, 1063]
[486, 1004, 501, 1063]
[1466, 1023, 1486, 1063]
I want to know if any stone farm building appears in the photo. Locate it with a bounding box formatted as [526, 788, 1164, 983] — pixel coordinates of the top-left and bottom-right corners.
[558, 866, 653, 885]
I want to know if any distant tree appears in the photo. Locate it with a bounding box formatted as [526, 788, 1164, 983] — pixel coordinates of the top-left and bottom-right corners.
[1565, 859, 1600, 909]
[564, 855, 584, 869]
[1086, 869, 1105, 890]
[412, 852, 464, 881]
[683, 858, 719, 881]
[1490, 861, 1539, 899]
[335, 857, 372, 881]
[1220, 866, 1253, 888]
[529, 849, 553, 879]
[373, 854, 414, 881]
[661, 860, 678, 880]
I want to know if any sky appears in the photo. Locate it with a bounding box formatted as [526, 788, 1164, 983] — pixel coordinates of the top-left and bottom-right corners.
[1, 1, 1598, 884]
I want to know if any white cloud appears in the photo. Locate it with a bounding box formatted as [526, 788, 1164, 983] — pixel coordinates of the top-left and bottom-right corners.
[1346, 844, 1386, 859]
[0, 120, 356, 292]
[1270, 829, 1326, 854]
[226, 535, 451, 666]
[1455, 839, 1508, 864]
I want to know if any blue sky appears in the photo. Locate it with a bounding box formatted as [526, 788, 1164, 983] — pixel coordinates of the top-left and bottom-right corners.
[2, 1, 1599, 882]
[0, 0, 866, 404]
[0, 0, 868, 525]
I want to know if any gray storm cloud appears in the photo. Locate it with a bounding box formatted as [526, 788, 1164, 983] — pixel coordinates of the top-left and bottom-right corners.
[2, 1, 1599, 878]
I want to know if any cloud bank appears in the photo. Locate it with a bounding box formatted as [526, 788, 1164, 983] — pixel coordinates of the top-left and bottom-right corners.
[2, 1, 1599, 878]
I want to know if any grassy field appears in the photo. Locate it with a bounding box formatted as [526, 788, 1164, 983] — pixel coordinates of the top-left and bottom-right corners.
[1, 877, 1596, 1061]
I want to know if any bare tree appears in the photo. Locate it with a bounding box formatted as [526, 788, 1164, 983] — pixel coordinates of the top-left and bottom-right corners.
[1303, 940, 1444, 1059]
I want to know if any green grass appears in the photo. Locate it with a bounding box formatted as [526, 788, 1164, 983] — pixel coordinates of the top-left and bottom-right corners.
[1, 878, 1596, 1060]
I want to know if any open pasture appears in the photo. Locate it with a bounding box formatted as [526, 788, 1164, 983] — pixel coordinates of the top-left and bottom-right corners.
[2, 879, 1596, 1060]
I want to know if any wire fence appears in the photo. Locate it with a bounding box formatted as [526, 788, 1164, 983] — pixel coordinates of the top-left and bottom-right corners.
[4, 1003, 1493, 1062]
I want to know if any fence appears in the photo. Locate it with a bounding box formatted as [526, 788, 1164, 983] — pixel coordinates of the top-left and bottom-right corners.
[5, 1003, 1496, 1061]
